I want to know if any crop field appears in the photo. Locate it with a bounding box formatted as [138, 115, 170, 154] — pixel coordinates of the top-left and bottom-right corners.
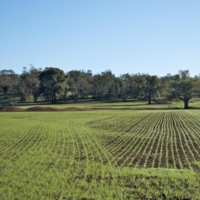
[0, 110, 200, 199]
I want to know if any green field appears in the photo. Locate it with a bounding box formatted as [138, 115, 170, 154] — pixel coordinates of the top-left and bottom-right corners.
[0, 110, 200, 199]
[1, 96, 200, 110]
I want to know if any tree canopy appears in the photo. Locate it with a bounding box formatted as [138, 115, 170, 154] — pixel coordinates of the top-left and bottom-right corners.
[0, 66, 199, 109]
[39, 67, 66, 103]
[167, 70, 195, 109]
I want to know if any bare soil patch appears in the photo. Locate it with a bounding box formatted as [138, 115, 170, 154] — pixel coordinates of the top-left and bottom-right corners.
[26, 106, 93, 111]
[26, 107, 60, 111]
[0, 106, 23, 112]
[0, 106, 93, 112]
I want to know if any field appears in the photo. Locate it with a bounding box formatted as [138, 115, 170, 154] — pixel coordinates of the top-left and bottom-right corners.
[0, 109, 200, 199]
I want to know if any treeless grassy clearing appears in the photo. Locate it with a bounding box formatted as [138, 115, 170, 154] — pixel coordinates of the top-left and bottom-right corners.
[0, 110, 200, 199]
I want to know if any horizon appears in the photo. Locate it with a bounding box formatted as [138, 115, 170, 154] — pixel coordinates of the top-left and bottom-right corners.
[2, 65, 198, 78]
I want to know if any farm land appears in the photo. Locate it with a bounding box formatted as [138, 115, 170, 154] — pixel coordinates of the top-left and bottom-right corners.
[0, 103, 200, 199]
[1, 0, 200, 198]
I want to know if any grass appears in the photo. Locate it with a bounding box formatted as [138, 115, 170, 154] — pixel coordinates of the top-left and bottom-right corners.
[0, 110, 200, 199]
[1, 100, 199, 111]
[1, 94, 200, 109]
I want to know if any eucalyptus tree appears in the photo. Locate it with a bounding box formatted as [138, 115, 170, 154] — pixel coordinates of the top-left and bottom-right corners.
[39, 67, 66, 103]
[92, 70, 117, 101]
[67, 70, 93, 100]
[0, 70, 19, 99]
[101, 70, 117, 99]
[130, 74, 147, 100]
[20, 66, 42, 102]
[194, 74, 200, 96]
[66, 70, 81, 99]
[159, 74, 172, 99]
[145, 75, 160, 104]
[92, 74, 106, 100]
[135, 74, 160, 104]
[168, 70, 195, 109]
[119, 73, 132, 101]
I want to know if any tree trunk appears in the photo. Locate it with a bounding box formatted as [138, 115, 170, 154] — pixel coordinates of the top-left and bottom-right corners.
[33, 94, 37, 103]
[184, 98, 189, 109]
[3, 88, 8, 99]
[51, 95, 54, 103]
[123, 93, 127, 102]
[51, 91, 57, 103]
[51, 91, 55, 103]
[148, 95, 151, 104]
[54, 92, 57, 103]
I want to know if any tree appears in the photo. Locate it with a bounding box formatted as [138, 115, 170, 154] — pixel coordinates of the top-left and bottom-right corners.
[39, 67, 66, 103]
[92, 74, 106, 100]
[137, 75, 160, 104]
[129, 74, 146, 100]
[20, 66, 42, 102]
[67, 70, 93, 100]
[146, 75, 160, 104]
[0, 70, 18, 99]
[119, 74, 129, 101]
[167, 70, 195, 109]
[159, 74, 172, 100]
[194, 74, 200, 97]
[101, 70, 117, 100]
[92, 70, 117, 101]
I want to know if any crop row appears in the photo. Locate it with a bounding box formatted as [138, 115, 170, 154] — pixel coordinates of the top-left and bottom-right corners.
[0, 111, 200, 199]
[91, 111, 200, 170]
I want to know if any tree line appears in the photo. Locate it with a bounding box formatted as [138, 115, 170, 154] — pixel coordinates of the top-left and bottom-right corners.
[0, 66, 200, 109]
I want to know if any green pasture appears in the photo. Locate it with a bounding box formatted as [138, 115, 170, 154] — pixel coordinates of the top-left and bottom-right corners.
[0, 110, 200, 199]
[3, 99, 200, 110]
[1, 93, 200, 110]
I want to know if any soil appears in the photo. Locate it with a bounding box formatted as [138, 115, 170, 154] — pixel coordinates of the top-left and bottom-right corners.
[0, 106, 23, 112]
[0, 106, 93, 112]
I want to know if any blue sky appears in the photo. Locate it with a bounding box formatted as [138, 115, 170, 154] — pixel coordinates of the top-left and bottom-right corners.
[0, 0, 200, 76]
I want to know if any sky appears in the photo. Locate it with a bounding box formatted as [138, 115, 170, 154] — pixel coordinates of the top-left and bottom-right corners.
[0, 0, 200, 77]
